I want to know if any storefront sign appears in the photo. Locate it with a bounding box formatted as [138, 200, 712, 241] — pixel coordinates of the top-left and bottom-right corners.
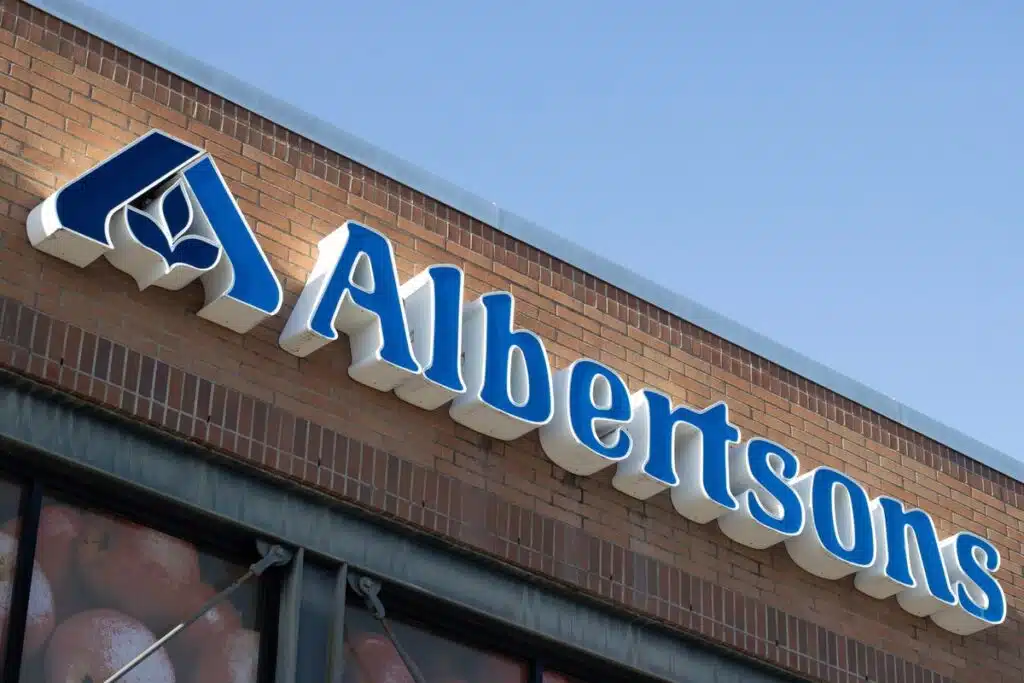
[26, 130, 1007, 636]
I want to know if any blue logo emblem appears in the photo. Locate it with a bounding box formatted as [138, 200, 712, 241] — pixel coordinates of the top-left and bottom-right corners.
[27, 129, 283, 334]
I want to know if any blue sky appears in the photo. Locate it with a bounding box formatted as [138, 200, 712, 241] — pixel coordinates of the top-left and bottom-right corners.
[77, 0, 1022, 460]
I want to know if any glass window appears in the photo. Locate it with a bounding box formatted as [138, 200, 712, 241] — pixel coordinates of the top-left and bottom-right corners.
[0, 478, 24, 665]
[343, 604, 528, 683]
[15, 494, 265, 683]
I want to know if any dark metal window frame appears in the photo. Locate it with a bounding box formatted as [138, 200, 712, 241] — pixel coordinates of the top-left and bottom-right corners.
[0, 369, 805, 683]
[0, 433, 288, 683]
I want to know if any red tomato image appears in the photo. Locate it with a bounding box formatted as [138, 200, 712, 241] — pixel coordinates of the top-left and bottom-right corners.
[76, 513, 201, 629]
[189, 628, 260, 683]
[166, 583, 243, 679]
[44, 609, 177, 683]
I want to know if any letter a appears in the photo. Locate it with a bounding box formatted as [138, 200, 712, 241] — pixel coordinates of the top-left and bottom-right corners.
[280, 220, 420, 390]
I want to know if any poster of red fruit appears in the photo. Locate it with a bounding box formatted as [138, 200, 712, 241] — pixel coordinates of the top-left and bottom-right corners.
[1, 493, 265, 683]
[166, 582, 244, 680]
[343, 606, 529, 683]
[43, 609, 177, 683]
[77, 513, 203, 628]
[2, 505, 83, 620]
[189, 628, 261, 683]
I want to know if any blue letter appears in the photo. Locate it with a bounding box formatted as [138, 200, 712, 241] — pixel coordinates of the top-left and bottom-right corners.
[719, 438, 804, 549]
[746, 439, 803, 535]
[394, 264, 467, 410]
[450, 292, 553, 441]
[953, 535, 1005, 623]
[853, 497, 955, 616]
[931, 533, 1006, 635]
[567, 360, 632, 460]
[785, 467, 875, 580]
[539, 359, 633, 475]
[279, 221, 420, 391]
[613, 391, 740, 523]
[183, 156, 284, 333]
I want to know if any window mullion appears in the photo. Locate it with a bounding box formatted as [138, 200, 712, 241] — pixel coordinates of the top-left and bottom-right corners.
[0, 479, 42, 683]
[274, 546, 305, 683]
[328, 562, 349, 683]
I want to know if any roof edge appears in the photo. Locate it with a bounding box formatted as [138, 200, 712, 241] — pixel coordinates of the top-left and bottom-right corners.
[22, 0, 1024, 484]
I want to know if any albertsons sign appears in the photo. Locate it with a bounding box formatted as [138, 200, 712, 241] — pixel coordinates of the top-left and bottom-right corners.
[26, 130, 1007, 636]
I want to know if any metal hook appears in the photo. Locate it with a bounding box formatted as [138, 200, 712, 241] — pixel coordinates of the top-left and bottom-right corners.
[348, 572, 428, 683]
[348, 573, 386, 619]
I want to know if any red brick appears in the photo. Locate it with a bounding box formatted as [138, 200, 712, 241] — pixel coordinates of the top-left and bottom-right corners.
[4, 91, 61, 129]
[14, 36, 74, 73]
[89, 84, 150, 123]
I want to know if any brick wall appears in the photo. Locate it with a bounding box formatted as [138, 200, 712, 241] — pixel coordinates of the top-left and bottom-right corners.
[0, 2, 1021, 681]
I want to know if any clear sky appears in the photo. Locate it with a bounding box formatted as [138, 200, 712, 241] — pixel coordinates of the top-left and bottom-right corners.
[77, 0, 1022, 461]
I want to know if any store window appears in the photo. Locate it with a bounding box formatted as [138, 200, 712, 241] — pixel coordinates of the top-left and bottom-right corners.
[0, 468, 658, 683]
[2, 490, 269, 683]
[0, 433, 683, 683]
[343, 603, 529, 683]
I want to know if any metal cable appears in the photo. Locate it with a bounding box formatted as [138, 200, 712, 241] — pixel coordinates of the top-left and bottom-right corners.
[102, 542, 292, 683]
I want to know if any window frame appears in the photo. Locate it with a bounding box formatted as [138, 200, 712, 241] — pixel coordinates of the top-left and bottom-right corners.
[0, 369, 806, 683]
[0, 452, 287, 683]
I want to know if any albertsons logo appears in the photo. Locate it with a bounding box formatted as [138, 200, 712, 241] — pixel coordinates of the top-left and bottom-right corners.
[26, 130, 283, 334]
